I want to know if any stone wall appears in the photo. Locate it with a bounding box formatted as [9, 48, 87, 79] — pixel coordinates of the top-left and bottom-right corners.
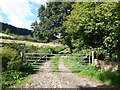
[93, 59, 120, 72]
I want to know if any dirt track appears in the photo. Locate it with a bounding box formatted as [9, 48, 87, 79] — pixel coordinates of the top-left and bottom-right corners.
[13, 56, 112, 88]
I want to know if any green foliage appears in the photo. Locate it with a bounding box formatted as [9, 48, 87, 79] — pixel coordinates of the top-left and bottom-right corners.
[53, 46, 66, 53]
[2, 47, 20, 71]
[63, 2, 120, 60]
[2, 70, 24, 88]
[32, 31, 47, 42]
[4, 29, 10, 34]
[2, 44, 41, 89]
[2, 42, 66, 89]
[93, 48, 118, 61]
[31, 21, 39, 31]
[31, 2, 73, 42]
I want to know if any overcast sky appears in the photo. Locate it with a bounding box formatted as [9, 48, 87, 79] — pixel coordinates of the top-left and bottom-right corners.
[0, 0, 47, 29]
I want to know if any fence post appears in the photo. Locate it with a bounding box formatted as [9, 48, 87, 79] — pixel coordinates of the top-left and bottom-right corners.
[92, 51, 94, 64]
[46, 55, 47, 62]
[89, 52, 91, 64]
[20, 52, 24, 61]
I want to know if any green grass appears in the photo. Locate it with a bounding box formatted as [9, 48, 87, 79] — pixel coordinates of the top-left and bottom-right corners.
[50, 55, 60, 72]
[64, 56, 120, 87]
[54, 46, 66, 53]
[0, 72, 1, 90]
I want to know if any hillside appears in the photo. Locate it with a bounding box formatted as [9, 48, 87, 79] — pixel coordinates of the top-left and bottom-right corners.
[0, 22, 32, 35]
[0, 33, 14, 38]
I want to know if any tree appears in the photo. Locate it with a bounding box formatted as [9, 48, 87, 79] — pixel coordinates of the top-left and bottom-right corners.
[63, 2, 120, 59]
[37, 2, 73, 42]
[64, 2, 98, 51]
[31, 21, 42, 40]
[31, 21, 39, 31]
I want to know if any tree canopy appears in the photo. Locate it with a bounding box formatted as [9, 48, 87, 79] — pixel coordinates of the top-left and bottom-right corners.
[31, 2, 120, 60]
[63, 2, 120, 59]
[32, 2, 73, 42]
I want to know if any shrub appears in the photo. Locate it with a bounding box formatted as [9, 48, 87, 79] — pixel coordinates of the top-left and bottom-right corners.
[2, 46, 35, 89]
[2, 70, 23, 88]
[2, 47, 20, 71]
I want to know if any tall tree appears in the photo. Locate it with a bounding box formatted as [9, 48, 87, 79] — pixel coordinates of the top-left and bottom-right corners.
[31, 21, 39, 31]
[37, 2, 73, 42]
[63, 2, 120, 58]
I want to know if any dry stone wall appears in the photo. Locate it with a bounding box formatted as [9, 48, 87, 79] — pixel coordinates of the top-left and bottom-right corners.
[93, 59, 120, 72]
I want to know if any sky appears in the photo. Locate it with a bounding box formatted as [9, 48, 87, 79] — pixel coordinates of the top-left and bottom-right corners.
[0, 0, 47, 30]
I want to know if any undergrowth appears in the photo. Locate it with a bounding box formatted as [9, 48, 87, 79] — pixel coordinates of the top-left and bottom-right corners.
[1, 46, 36, 89]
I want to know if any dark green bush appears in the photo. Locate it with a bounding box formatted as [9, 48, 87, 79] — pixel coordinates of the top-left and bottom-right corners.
[2, 70, 24, 88]
[2, 46, 35, 89]
[2, 47, 20, 71]
[93, 48, 118, 61]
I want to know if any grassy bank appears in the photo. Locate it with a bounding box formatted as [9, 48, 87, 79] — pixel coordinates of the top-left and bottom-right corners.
[64, 56, 120, 87]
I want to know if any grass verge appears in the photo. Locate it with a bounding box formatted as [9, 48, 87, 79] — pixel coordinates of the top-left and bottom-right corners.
[50, 55, 60, 72]
[64, 56, 120, 87]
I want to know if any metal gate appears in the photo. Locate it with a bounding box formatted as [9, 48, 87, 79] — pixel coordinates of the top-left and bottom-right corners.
[23, 52, 94, 71]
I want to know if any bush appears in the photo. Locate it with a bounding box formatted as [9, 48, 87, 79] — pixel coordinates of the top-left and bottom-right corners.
[93, 48, 118, 61]
[2, 70, 24, 88]
[2, 46, 35, 89]
[2, 47, 20, 71]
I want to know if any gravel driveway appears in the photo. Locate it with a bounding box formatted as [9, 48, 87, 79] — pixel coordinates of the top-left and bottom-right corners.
[15, 56, 113, 88]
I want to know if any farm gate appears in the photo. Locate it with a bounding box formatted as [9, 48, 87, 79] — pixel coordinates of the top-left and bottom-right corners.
[22, 52, 94, 71]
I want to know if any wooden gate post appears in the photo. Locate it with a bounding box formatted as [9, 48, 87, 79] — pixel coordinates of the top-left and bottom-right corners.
[20, 52, 24, 61]
[92, 51, 94, 64]
[46, 55, 47, 62]
[89, 52, 91, 64]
